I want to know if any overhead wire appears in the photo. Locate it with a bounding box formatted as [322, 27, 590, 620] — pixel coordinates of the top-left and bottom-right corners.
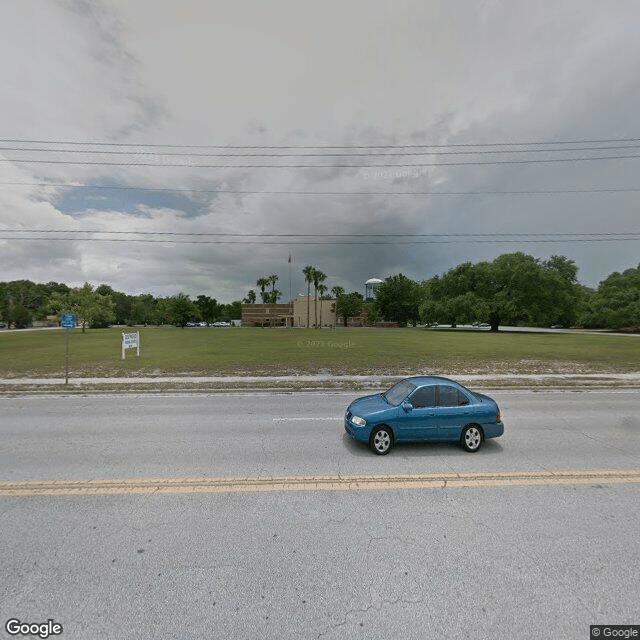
[1, 230, 639, 245]
[2, 144, 640, 157]
[2, 135, 640, 148]
[3, 182, 640, 195]
[3, 154, 640, 167]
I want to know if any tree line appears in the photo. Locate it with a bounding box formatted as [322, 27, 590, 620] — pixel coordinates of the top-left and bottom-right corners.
[0, 281, 242, 330]
[369, 253, 640, 331]
[302, 253, 640, 331]
[2, 253, 639, 331]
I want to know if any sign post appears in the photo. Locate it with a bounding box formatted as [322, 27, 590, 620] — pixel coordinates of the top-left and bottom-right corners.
[61, 313, 77, 385]
[122, 331, 140, 360]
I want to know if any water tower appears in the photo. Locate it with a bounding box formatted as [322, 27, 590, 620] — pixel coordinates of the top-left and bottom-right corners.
[365, 277, 383, 299]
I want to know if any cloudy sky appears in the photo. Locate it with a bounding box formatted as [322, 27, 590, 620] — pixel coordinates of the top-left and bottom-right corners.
[1, 0, 640, 302]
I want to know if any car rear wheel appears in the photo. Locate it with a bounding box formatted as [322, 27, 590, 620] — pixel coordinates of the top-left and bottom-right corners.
[461, 425, 483, 452]
[370, 426, 393, 455]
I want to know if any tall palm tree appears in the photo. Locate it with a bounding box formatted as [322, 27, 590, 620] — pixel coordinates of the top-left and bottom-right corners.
[267, 274, 279, 303]
[317, 283, 328, 328]
[256, 277, 269, 303]
[302, 265, 315, 327]
[331, 286, 345, 299]
[312, 269, 327, 328]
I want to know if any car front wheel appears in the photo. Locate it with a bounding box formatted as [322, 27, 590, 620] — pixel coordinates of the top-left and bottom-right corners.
[370, 426, 393, 455]
[461, 425, 483, 452]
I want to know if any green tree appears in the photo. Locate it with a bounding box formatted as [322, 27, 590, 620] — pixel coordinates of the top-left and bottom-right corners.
[243, 289, 257, 304]
[130, 294, 156, 325]
[7, 303, 33, 329]
[256, 277, 270, 303]
[302, 265, 316, 327]
[219, 301, 242, 321]
[581, 265, 640, 329]
[96, 284, 132, 324]
[168, 293, 197, 328]
[317, 283, 328, 327]
[266, 274, 281, 303]
[335, 291, 364, 326]
[49, 283, 116, 332]
[153, 297, 173, 325]
[195, 295, 219, 325]
[375, 274, 422, 326]
[420, 253, 583, 331]
[312, 268, 327, 328]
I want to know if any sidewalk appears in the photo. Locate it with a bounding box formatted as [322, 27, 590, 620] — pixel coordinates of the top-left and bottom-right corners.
[2, 373, 640, 394]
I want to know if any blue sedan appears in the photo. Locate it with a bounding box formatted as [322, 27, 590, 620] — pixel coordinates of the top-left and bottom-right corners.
[344, 376, 504, 455]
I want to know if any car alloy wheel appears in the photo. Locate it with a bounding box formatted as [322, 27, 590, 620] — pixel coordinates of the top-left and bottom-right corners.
[461, 425, 483, 452]
[370, 426, 393, 455]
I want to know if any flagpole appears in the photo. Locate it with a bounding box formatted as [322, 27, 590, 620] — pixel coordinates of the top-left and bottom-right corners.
[288, 252, 293, 328]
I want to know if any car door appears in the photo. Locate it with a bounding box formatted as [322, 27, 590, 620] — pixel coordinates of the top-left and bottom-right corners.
[437, 385, 471, 440]
[396, 385, 438, 441]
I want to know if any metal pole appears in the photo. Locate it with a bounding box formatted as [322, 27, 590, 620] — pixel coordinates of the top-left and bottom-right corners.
[65, 328, 69, 385]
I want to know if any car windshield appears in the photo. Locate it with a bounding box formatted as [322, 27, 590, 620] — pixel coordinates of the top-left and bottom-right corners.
[383, 379, 417, 405]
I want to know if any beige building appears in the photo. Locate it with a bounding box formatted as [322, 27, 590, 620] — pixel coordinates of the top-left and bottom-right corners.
[292, 295, 337, 328]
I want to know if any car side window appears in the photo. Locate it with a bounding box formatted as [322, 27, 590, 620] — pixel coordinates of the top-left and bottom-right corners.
[410, 386, 436, 408]
[438, 386, 468, 407]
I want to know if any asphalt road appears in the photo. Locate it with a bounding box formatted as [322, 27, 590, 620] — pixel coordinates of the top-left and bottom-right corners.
[1, 391, 639, 640]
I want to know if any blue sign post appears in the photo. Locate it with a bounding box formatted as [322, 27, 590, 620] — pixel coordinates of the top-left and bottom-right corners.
[61, 313, 77, 384]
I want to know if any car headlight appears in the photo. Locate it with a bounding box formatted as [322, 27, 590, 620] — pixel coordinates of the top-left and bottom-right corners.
[351, 415, 367, 427]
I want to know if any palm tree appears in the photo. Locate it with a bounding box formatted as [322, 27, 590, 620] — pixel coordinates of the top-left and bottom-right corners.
[256, 277, 269, 303]
[302, 266, 315, 327]
[331, 286, 345, 299]
[312, 269, 327, 328]
[267, 274, 279, 303]
[243, 290, 256, 304]
[317, 283, 328, 328]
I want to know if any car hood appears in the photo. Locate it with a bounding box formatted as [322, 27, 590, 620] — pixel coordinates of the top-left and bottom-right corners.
[348, 393, 391, 417]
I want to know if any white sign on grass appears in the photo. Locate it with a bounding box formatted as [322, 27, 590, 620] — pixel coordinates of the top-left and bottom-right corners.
[122, 331, 140, 359]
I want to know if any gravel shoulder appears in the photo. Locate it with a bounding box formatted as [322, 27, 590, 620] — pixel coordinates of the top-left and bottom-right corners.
[2, 372, 640, 395]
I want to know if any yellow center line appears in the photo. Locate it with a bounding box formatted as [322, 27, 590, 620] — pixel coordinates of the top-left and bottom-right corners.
[1, 469, 639, 496]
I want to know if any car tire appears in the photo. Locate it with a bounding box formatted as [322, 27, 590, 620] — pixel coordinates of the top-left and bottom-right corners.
[460, 425, 483, 452]
[370, 426, 393, 455]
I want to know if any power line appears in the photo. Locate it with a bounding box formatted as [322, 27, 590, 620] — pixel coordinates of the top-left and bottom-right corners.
[2, 135, 640, 149]
[2, 231, 639, 245]
[3, 154, 640, 168]
[1, 238, 638, 245]
[3, 230, 640, 237]
[3, 181, 640, 196]
[3, 144, 640, 157]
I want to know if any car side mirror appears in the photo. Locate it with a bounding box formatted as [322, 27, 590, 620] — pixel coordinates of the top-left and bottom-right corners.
[402, 400, 413, 412]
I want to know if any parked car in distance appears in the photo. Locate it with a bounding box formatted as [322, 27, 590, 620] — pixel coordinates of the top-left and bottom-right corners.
[344, 376, 504, 455]
[212, 321, 231, 327]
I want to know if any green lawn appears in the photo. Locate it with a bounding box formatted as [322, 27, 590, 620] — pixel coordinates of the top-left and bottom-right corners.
[1, 327, 638, 378]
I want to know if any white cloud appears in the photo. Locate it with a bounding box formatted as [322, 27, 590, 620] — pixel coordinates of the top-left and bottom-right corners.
[1, 0, 640, 300]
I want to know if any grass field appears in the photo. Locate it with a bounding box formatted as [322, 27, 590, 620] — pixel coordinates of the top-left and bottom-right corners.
[1, 326, 639, 378]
